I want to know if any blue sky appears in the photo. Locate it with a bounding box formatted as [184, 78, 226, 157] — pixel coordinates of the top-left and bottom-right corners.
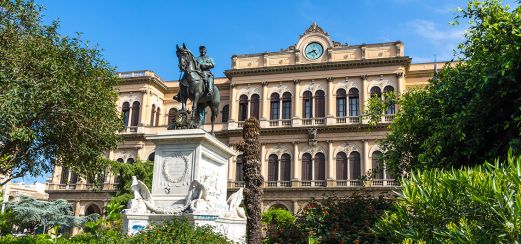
[18, 0, 515, 183]
[34, 0, 489, 81]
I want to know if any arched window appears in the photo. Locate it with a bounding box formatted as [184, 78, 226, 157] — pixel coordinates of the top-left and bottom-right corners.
[301, 153, 312, 181]
[148, 152, 155, 162]
[131, 101, 140, 126]
[372, 151, 384, 179]
[383, 86, 395, 115]
[122, 102, 130, 127]
[370, 87, 382, 99]
[314, 153, 326, 181]
[221, 105, 229, 123]
[60, 167, 70, 184]
[239, 95, 248, 121]
[302, 91, 313, 119]
[85, 204, 101, 216]
[280, 154, 291, 181]
[250, 94, 260, 119]
[336, 152, 348, 180]
[236, 155, 244, 182]
[150, 104, 156, 126]
[69, 171, 79, 184]
[270, 93, 280, 120]
[348, 88, 359, 116]
[168, 108, 177, 126]
[155, 107, 161, 126]
[116, 158, 124, 163]
[127, 158, 135, 164]
[315, 90, 325, 118]
[268, 154, 279, 181]
[349, 151, 361, 180]
[282, 92, 292, 120]
[336, 89, 347, 117]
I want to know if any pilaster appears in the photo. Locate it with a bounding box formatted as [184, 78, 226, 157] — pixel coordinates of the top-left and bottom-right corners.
[292, 79, 301, 126]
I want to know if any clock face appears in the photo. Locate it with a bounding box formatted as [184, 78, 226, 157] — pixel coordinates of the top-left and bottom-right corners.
[304, 42, 324, 60]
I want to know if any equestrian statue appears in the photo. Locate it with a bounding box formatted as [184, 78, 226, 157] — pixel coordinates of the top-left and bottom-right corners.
[171, 44, 220, 134]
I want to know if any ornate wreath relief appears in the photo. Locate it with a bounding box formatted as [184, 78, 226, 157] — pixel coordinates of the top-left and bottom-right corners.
[161, 152, 191, 186]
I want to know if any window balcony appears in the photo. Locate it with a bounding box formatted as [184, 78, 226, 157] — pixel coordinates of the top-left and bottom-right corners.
[237, 121, 245, 128]
[265, 181, 292, 188]
[336, 116, 361, 124]
[227, 179, 398, 189]
[301, 118, 325, 126]
[268, 119, 293, 127]
[384, 114, 395, 122]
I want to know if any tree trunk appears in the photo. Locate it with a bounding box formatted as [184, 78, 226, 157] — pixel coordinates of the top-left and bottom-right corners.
[236, 118, 263, 244]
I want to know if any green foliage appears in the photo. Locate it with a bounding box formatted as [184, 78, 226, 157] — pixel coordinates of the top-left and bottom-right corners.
[297, 193, 394, 243]
[128, 218, 232, 244]
[108, 159, 153, 207]
[381, 0, 521, 175]
[0, 210, 14, 234]
[364, 91, 396, 127]
[7, 196, 98, 232]
[261, 192, 394, 243]
[374, 153, 521, 242]
[0, 234, 50, 244]
[261, 208, 303, 243]
[0, 0, 122, 184]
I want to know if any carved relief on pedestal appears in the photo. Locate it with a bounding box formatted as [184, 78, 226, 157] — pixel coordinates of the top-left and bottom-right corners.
[160, 152, 192, 193]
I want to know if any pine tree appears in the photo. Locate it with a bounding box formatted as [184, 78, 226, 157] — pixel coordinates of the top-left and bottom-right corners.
[236, 118, 263, 243]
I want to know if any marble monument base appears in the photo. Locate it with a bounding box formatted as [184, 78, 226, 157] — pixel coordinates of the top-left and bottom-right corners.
[121, 129, 246, 243]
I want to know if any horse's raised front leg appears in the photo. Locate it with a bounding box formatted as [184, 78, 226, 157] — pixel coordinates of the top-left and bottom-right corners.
[191, 93, 200, 127]
[210, 103, 218, 135]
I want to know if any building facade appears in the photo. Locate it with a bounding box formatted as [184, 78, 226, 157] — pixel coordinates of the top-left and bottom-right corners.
[46, 23, 439, 221]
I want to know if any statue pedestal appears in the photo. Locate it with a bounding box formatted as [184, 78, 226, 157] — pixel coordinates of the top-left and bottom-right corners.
[122, 129, 246, 243]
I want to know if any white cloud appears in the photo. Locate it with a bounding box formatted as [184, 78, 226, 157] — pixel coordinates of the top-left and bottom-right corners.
[408, 19, 465, 61]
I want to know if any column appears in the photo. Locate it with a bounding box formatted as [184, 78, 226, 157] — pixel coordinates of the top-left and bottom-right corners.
[261, 144, 267, 182]
[292, 79, 301, 126]
[292, 201, 299, 214]
[292, 141, 300, 187]
[261, 81, 269, 127]
[326, 77, 335, 124]
[327, 140, 335, 187]
[396, 72, 405, 97]
[140, 89, 148, 126]
[361, 75, 368, 123]
[228, 145, 235, 182]
[71, 201, 81, 235]
[363, 140, 370, 175]
[228, 83, 237, 129]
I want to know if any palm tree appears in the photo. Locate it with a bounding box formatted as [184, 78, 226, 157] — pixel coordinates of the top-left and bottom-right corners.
[236, 118, 263, 243]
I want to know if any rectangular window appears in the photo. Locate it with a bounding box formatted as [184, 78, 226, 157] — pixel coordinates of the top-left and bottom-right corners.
[337, 98, 346, 117]
[282, 101, 291, 119]
[270, 102, 280, 120]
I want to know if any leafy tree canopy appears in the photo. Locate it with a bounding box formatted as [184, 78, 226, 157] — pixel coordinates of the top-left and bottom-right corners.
[7, 196, 97, 231]
[0, 0, 122, 185]
[380, 0, 521, 175]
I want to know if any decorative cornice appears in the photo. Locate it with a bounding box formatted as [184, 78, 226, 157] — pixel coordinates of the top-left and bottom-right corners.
[300, 22, 329, 37]
[224, 57, 411, 79]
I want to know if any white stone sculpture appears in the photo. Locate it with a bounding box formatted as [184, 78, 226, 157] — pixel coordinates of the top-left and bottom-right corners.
[126, 176, 183, 214]
[225, 188, 246, 219]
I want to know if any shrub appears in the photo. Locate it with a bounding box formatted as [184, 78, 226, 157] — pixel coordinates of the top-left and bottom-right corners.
[261, 208, 304, 243]
[374, 153, 521, 242]
[128, 218, 232, 244]
[297, 192, 394, 243]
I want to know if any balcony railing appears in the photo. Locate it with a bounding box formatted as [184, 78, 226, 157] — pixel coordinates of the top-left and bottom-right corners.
[265, 181, 292, 188]
[237, 121, 245, 128]
[121, 126, 138, 133]
[301, 118, 325, 126]
[228, 179, 398, 188]
[268, 119, 293, 127]
[268, 120, 279, 127]
[384, 114, 395, 122]
[336, 116, 361, 124]
[281, 119, 292, 126]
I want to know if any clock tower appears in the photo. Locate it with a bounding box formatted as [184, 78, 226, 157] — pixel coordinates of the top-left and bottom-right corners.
[295, 22, 336, 64]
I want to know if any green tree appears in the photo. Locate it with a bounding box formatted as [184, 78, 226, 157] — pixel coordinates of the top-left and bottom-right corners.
[0, 0, 121, 185]
[7, 196, 97, 233]
[261, 208, 304, 243]
[380, 0, 521, 175]
[374, 153, 521, 242]
[108, 159, 153, 207]
[236, 118, 264, 244]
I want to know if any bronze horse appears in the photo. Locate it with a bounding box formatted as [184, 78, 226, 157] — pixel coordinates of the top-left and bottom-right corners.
[176, 44, 220, 134]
